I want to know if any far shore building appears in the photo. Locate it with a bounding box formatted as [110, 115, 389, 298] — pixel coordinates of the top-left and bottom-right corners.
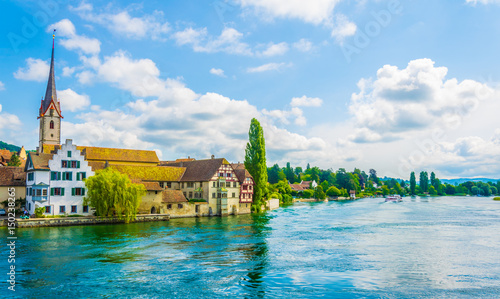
[299, 180, 318, 190]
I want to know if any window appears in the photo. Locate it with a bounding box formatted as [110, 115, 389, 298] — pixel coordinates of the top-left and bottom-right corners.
[63, 172, 72, 181]
[181, 183, 184, 188]
[76, 172, 86, 181]
[83, 205, 89, 213]
[213, 182, 216, 187]
[178, 204, 183, 209]
[243, 185, 248, 190]
[72, 188, 85, 196]
[51, 187, 64, 196]
[227, 173, 231, 177]
[67, 151, 71, 157]
[219, 173, 224, 177]
[51, 171, 60, 180]
[71, 161, 77, 168]
[233, 182, 237, 188]
[50, 120, 54, 129]
[212, 193, 216, 198]
[159, 182, 164, 188]
[28, 173, 34, 181]
[219, 182, 225, 188]
[167, 204, 172, 209]
[59, 206, 65, 213]
[217, 193, 221, 198]
[62, 160, 68, 168]
[195, 205, 200, 213]
[232, 193, 236, 198]
[42, 189, 47, 196]
[167, 182, 172, 188]
[249, 185, 253, 190]
[183, 192, 187, 197]
[188, 192, 193, 198]
[71, 205, 77, 213]
[36, 189, 42, 196]
[187, 182, 194, 188]
[45, 206, 51, 213]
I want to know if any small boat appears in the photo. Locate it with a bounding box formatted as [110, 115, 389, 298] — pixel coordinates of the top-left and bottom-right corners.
[385, 195, 402, 202]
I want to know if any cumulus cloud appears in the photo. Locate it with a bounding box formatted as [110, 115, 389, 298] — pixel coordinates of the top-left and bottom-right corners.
[258, 42, 289, 57]
[71, 2, 170, 40]
[13, 58, 50, 82]
[331, 14, 357, 43]
[58, 89, 91, 112]
[209, 68, 226, 77]
[247, 62, 292, 73]
[172, 27, 253, 55]
[0, 104, 22, 140]
[293, 38, 313, 52]
[48, 19, 101, 55]
[290, 96, 323, 107]
[348, 58, 494, 143]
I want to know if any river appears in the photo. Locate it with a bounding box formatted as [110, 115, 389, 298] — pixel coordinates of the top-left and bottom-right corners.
[2, 196, 500, 298]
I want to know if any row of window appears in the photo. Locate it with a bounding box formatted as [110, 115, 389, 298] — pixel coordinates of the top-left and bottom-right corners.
[212, 181, 238, 188]
[219, 172, 232, 178]
[166, 204, 183, 209]
[61, 160, 81, 169]
[242, 185, 253, 190]
[44, 205, 89, 214]
[159, 182, 172, 188]
[211, 192, 236, 198]
[27, 188, 85, 196]
[51, 171, 86, 181]
[183, 191, 203, 199]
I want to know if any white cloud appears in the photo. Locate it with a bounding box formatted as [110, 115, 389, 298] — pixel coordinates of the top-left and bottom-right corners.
[293, 38, 313, 52]
[62, 66, 76, 77]
[71, 2, 170, 40]
[0, 104, 22, 139]
[58, 89, 91, 112]
[258, 42, 289, 57]
[0, 81, 4, 91]
[262, 107, 306, 126]
[48, 19, 101, 55]
[172, 27, 253, 55]
[331, 14, 357, 43]
[237, 0, 341, 25]
[209, 68, 226, 77]
[348, 58, 495, 143]
[290, 96, 323, 107]
[247, 62, 292, 73]
[13, 58, 49, 82]
[465, 0, 500, 4]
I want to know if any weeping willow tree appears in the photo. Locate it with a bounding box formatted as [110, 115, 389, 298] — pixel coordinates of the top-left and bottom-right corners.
[84, 167, 145, 223]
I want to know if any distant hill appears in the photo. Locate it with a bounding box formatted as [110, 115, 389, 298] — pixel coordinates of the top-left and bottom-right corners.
[0, 141, 21, 152]
[440, 178, 499, 185]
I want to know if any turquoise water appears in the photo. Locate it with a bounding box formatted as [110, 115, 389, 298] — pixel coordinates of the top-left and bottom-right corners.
[2, 196, 500, 298]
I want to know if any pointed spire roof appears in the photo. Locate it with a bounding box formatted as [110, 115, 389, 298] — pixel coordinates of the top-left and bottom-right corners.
[40, 30, 62, 118]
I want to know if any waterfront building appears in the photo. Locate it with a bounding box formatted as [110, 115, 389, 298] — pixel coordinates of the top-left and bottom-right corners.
[0, 167, 26, 207]
[231, 163, 254, 214]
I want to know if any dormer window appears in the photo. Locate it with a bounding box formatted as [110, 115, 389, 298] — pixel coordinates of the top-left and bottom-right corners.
[50, 120, 54, 129]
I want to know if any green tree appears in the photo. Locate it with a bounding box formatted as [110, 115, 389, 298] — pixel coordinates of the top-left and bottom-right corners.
[471, 186, 479, 195]
[314, 186, 326, 199]
[369, 169, 380, 185]
[267, 164, 285, 184]
[428, 185, 437, 195]
[7, 152, 21, 166]
[326, 186, 341, 197]
[294, 167, 303, 176]
[410, 172, 416, 195]
[244, 118, 268, 211]
[84, 167, 145, 222]
[284, 162, 296, 183]
[419, 171, 429, 193]
[303, 189, 314, 198]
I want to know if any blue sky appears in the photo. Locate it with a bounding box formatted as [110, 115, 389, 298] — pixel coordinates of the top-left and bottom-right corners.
[1, 0, 500, 179]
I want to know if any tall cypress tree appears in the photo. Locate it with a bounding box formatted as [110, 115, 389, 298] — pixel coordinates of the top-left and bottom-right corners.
[244, 118, 267, 212]
[410, 171, 416, 195]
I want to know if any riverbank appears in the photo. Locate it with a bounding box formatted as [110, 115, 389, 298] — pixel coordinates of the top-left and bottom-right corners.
[0, 214, 171, 228]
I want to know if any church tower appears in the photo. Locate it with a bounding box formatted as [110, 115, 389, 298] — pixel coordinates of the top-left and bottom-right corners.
[38, 30, 63, 153]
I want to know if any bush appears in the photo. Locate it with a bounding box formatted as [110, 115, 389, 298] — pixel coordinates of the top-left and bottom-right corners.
[189, 198, 207, 203]
[34, 207, 45, 218]
[493, 197, 500, 201]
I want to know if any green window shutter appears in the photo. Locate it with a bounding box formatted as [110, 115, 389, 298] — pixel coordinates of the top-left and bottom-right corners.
[82, 188, 85, 196]
[76, 173, 80, 181]
[62, 173, 66, 181]
[58, 172, 61, 180]
[69, 172, 72, 181]
[77, 161, 80, 168]
[61, 188, 65, 196]
[72, 188, 75, 196]
[51, 188, 54, 196]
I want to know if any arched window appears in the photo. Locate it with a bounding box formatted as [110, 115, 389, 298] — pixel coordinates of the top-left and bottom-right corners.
[50, 121, 54, 129]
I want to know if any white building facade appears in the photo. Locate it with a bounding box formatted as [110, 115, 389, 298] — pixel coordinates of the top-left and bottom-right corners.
[26, 139, 94, 216]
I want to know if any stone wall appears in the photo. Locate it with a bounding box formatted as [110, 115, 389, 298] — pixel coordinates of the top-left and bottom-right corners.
[2, 214, 170, 228]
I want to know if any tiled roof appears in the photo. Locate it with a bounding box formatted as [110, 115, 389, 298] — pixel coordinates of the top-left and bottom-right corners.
[300, 181, 313, 188]
[88, 163, 185, 182]
[290, 183, 304, 192]
[140, 181, 163, 191]
[0, 149, 13, 162]
[162, 190, 187, 203]
[27, 152, 54, 170]
[0, 167, 26, 186]
[175, 158, 196, 162]
[161, 158, 229, 182]
[231, 163, 254, 183]
[83, 146, 159, 163]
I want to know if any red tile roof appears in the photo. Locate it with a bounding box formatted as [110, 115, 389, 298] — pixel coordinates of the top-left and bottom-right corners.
[162, 190, 188, 203]
[0, 167, 26, 186]
[161, 158, 230, 182]
[290, 183, 304, 192]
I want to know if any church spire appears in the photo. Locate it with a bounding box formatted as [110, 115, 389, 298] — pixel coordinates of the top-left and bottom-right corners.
[40, 29, 62, 118]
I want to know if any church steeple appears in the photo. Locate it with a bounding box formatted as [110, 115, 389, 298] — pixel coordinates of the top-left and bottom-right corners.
[38, 30, 63, 154]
